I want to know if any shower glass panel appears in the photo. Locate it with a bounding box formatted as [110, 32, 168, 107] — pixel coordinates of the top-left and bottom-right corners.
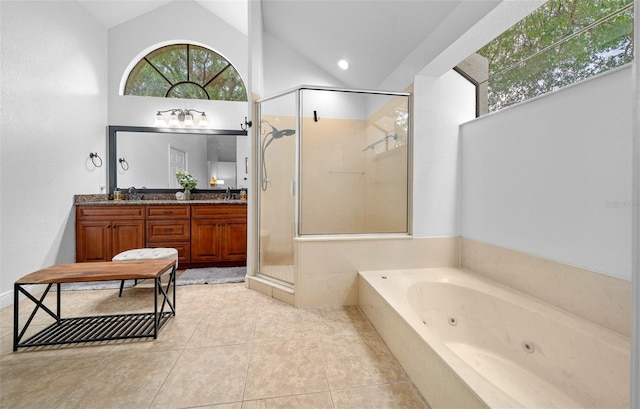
[256, 86, 411, 287]
[300, 89, 410, 234]
[257, 91, 297, 285]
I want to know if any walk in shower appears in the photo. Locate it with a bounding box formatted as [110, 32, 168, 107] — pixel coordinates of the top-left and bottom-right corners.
[255, 86, 411, 286]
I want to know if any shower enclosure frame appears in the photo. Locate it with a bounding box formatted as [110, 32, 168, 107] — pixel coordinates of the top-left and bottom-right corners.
[254, 85, 413, 287]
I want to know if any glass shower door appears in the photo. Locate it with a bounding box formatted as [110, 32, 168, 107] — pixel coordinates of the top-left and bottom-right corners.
[257, 92, 297, 285]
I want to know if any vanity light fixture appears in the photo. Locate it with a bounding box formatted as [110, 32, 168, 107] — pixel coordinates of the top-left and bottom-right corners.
[154, 109, 209, 128]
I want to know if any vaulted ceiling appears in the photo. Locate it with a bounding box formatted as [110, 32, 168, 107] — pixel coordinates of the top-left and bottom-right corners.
[78, 0, 503, 89]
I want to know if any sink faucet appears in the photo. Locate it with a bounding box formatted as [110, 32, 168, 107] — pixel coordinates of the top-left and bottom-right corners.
[224, 187, 232, 201]
[128, 186, 141, 201]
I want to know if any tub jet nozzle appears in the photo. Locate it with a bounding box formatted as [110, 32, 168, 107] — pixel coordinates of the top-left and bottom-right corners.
[522, 341, 535, 353]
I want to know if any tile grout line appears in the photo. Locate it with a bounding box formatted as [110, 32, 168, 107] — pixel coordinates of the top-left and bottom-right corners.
[147, 295, 209, 409]
[316, 315, 338, 409]
[239, 302, 260, 405]
[53, 353, 112, 409]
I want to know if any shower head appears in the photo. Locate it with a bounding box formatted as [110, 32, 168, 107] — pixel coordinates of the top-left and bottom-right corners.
[273, 128, 295, 138]
[262, 121, 295, 151]
[262, 120, 295, 139]
[260, 120, 296, 191]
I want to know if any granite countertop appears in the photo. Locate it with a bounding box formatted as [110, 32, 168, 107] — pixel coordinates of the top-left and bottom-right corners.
[74, 194, 247, 206]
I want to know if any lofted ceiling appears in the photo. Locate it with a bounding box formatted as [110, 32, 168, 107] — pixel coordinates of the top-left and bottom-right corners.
[77, 0, 248, 33]
[78, 0, 503, 90]
[261, 0, 499, 89]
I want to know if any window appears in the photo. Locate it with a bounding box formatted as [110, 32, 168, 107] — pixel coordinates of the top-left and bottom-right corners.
[124, 44, 247, 101]
[475, 0, 634, 113]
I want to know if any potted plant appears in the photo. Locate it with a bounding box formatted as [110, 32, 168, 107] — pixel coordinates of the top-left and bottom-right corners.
[176, 170, 198, 200]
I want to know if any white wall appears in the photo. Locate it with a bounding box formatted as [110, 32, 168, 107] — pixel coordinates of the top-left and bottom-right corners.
[461, 67, 633, 280]
[263, 32, 346, 97]
[412, 70, 476, 237]
[108, 0, 248, 129]
[0, 1, 108, 306]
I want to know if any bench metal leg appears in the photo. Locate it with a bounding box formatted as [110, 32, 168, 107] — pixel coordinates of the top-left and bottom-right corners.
[153, 265, 176, 338]
[14, 283, 61, 351]
[119, 279, 141, 297]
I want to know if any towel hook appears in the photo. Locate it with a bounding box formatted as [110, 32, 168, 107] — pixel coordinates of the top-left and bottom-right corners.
[241, 117, 252, 131]
[89, 153, 103, 167]
[118, 157, 129, 171]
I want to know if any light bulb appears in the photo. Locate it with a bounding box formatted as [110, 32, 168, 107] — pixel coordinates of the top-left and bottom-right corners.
[168, 111, 179, 127]
[184, 112, 194, 127]
[198, 113, 209, 128]
[153, 112, 166, 127]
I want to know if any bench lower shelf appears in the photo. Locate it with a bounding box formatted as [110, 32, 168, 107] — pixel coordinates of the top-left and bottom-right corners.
[17, 312, 174, 348]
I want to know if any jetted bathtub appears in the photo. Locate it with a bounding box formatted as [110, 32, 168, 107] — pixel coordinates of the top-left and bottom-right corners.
[358, 268, 630, 409]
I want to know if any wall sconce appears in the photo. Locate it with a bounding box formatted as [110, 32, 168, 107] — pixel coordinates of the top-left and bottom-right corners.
[154, 109, 209, 128]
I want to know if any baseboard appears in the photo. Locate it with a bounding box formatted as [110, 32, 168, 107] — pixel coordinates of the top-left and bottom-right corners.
[0, 290, 13, 309]
[0, 284, 46, 310]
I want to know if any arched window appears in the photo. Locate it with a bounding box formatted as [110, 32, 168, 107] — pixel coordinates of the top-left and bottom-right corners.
[124, 43, 247, 101]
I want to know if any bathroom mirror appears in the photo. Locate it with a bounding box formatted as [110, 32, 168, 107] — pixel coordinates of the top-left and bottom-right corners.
[107, 126, 248, 193]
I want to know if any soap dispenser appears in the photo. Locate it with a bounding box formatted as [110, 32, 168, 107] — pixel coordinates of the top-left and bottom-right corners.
[113, 188, 122, 201]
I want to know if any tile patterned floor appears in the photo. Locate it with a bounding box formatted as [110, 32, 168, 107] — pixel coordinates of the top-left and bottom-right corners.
[0, 282, 429, 409]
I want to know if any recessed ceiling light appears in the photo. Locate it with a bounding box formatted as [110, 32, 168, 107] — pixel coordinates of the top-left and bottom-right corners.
[338, 59, 349, 70]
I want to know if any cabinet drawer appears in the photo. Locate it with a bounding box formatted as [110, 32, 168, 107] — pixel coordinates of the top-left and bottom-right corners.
[146, 220, 190, 242]
[191, 205, 247, 219]
[77, 205, 144, 220]
[148, 243, 190, 265]
[146, 205, 190, 219]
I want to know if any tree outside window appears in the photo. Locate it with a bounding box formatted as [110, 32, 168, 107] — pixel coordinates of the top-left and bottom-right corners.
[477, 0, 634, 113]
[125, 44, 247, 102]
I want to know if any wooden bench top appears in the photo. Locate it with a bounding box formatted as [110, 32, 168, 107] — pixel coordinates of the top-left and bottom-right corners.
[15, 260, 176, 285]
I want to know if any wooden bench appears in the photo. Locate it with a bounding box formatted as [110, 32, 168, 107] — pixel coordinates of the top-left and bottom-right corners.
[13, 259, 176, 351]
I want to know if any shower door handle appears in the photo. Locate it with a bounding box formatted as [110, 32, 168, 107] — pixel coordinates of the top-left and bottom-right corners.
[290, 181, 295, 196]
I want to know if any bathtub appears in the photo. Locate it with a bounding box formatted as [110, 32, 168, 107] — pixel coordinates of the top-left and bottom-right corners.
[358, 268, 630, 409]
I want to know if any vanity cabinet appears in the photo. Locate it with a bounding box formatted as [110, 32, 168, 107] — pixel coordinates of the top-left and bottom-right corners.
[76, 206, 145, 262]
[145, 206, 191, 265]
[75, 203, 246, 267]
[191, 205, 247, 263]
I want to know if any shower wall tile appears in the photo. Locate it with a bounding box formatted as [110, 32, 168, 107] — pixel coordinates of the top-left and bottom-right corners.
[299, 271, 359, 307]
[296, 236, 459, 307]
[461, 238, 631, 337]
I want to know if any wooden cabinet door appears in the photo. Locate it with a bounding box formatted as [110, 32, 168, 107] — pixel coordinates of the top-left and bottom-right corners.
[76, 220, 112, 262]
[191, 219, 222, 262]
[111, 220, 145, 258]
[76, 205, 145, 263]
[221, 219, 247, 261]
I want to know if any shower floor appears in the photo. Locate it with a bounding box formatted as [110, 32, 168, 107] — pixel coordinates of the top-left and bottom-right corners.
[260, 264, 294, 284]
